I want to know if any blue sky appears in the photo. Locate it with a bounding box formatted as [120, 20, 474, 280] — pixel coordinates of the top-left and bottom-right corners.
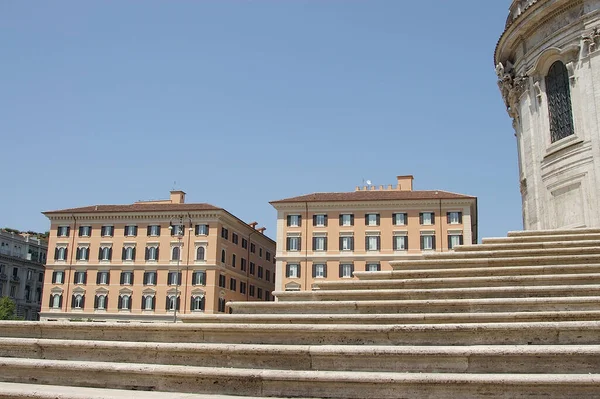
[1, 1, 518, 240]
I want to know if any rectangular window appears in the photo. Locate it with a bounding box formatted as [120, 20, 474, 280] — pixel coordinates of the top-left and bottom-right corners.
[448, 234, 464, 249]
[78, 226, 91, 237]
[120, 271, 133, 285]
[229, 278, 237, 291]
[421, 234, 436, 250]
[125, 225, 137, 237]
[240, 282, 247, 294]
[265, 270, 271, 282]
[287, 215, 301, 227]
[286, 237, 301, 252]
[195, 224, 209, 236]
[168, 272, 182, 285]
[393, 213, 408, 226]
[420, 212, 435, 225]
[313, 236, 327, 251]
[266, 252, 271, 261]
[257, 288, 263, 300]
[219, 274, 226, 288]
[258, 266, 264, 279]
[74, 271, 86, 285]
[192, 271, 206, 286]
[286, 263, 300, 278]
[365, 213, 380, 226]
[232, 233, 239, 245]
[259, 248, 262, 257]
[143, 295, 155, 310]
[339, 214, 354, 226]
[96, 271, 109, 285]
[231, 254, 236, 267]
[221, 228, 229, 240]
[339, 264, 354, 278]
[118, 294, 131, 310]
[366, 263, 381, 272]
[218, 298, 226, 313]
[312, 263, 326, 278]
[57, 226, 70, 237]
[250, 262, 255, 275]
[313, 214, 327, 227]
[241, 238, 248, 249]
[241, 258, 247, 271]
[144, 271, 157, 285]
[52, 271, 64, 284]
[339, 236, 354, 251]
[76, 247, 90, 261]
[250, 243, 256, 253]
[249, 285, 255, 297]
[148, 225, 161, 237]
[101, 226, 114, 237]
[393, 235, 408, 251]
[265, 291, 271, 301]
[366, 236, 380, 251]
[170, 225, 184, 236]
[447, 212, 462, 224]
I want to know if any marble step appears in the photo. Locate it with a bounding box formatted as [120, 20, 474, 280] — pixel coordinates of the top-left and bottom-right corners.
[313, 273, 600, 290]
[454, 239, 600, 252]
[2, 321, 600, 346]
[0, 358, 599, 399]
[0, 382, 294, 399]
[389, 254, 600, 270]
[1, 339, 599, 374]
[274, 285, 600, 302]
[231, 296, 600, 315]
[181, 310, 600, 325]
[482, 232, 600, 244]
[354, 264, 600, 280]
[507, 228, 600, 237]
[415, 246, 600, 261]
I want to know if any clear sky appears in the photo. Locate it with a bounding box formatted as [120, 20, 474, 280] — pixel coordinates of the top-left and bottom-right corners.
[1, 1, 518, 241]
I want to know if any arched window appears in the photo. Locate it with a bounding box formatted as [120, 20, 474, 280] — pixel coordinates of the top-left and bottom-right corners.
[144, 295, 154, 310]
[192, 295, 205, 311]
[196, 247, 205, 261]
[546, 61, 574, 143]
[101, 247, 110, 261]
[57, 247, 66, 261]
[73, 294, 83, 308]
[172, 246, 180, 261]
[96, 294, 106, 309]
[52, 294, 61, 308]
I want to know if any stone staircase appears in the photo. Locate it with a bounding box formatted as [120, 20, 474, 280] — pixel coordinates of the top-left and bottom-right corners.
[1, 229, 600, 398]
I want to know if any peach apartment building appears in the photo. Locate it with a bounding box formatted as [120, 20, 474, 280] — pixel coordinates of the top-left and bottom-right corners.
[40, 191, 276, 322]
[271, 176, 478, 292]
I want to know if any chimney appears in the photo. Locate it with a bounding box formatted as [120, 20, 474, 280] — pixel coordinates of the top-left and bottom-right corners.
[170, 190, 186, 204]
[396, 175, 414, 191]
[248, 222, 258, 229]
[257, 227, 266, 234]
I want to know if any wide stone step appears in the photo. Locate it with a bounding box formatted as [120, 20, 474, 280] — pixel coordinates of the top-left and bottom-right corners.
[2, 321, 600, 345]
[389, 254, 600, 270]
[181, 310, 600, 325]
[454, 239, 600, 252]
[231, 296, 600, 315]
[413, 246, 600, 261]
[354, 264, 600, 280]
[482, 232, 600, 244]
[313, 273, 600, 291]
[0, 358, 599, 399]
[507, 228, 600, 237]
[274, 285, 600, 302]
[1, 339, 599, 374]
[0, 382, 288, 399]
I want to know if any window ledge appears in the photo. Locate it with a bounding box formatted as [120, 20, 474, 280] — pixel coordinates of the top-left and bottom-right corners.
[544, 135, 583, 159]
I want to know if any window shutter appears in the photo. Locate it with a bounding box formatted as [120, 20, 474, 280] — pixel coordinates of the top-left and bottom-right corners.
[176, 297, 181, 311]
[64, 248, 68, 260]
[201, 297, 205, 310]
[192, 272, 197, 286]
[313, 215, 317, 226]
[324, 237, 328, 251]
[54, 248, 58, 260]
[145, 248, 149, 261]
[122, 248, 126, 261]
[376, 214, 380, 226]
[71, 295, 76, 309]
[83, 272, 87, 284]
[105, 295, 109, 309]
[58, 295, 63, 308]
[132, 247, 136, 261]
[66, 226, 70, 236]
[339, 264, 343, 278]
[286, 238, 290, 251]
[298, 215, 302, 227]
[201, 272, 206, 285]
[365, 214, 369, 225]
[78, 226, 83, 236]
[190, 296, 194, 311]
[419, 213, 423, 224]
[432, 235, 437, 250]
[156, 247, 159, 260]
[52, 271, 57, 284]
[377, 236, 380, 250]
[118, 296, 123, 310]
[73, 273, 77, 284]
[323, 265, 328, 278]
[286, 215, 291, 226]
[98, 248, 102, 261]
[365, 236, 369, 251]
[448, 235, 452, 250]
[392, 213, 397, 225]
[350, 264, 355, 275]
[459, 213, 463, 224]
[312, 264, 316, 278]
[96, 272, 101, 285]
[405, 236, 409, 250]
[460, 235, 464, 245]
[134, 226, 138, 236]
[76, 248, 81, 260]
[143, 272, 148, 285]
[393, 237, 397, 251]
[152, 296, 156, 310]
[108, 248, 112, 260]
[431, 213, 435, 225]
[323, 215, 328, 227]
[178, 272, 182, 285]
[298, 237, 302, 251]
[297, 264, 301, 278]
[147, 226, 151, 236]
[81, 295, 85, 308]
[339, 237, 343, 251]
[286, 264, 291, 278]
[312, 237, 316, 251]
[85, 249, 89, 261]
[106, 273, 110, 285]
[420, 236, 425, 250]
[339, 215, 343, 226]
[350, 215, 354, 226]
[120, 272, 124, 285]
[49, 294, 53, 307]
[166, 296, 170, 310]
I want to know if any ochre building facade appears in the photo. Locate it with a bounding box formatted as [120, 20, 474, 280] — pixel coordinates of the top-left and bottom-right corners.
[271, 176, 477, 292]
[40, 191, 275, 322]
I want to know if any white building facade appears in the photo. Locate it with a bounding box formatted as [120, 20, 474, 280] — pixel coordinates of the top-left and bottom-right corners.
[0, 230, 47, 320]
[496, 0, 600, 230]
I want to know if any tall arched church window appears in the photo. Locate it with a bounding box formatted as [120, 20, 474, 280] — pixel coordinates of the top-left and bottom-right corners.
[545, 61, 574, 143]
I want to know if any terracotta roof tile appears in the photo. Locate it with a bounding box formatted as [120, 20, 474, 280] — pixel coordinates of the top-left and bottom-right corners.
[43, 203, 221, 214]
[271, 190, 476, 204]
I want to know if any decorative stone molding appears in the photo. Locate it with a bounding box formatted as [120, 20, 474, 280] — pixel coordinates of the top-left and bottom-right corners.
[506, 0, 539, 29]
[581, 28, 600, 58]
[496, 61, 528, 120]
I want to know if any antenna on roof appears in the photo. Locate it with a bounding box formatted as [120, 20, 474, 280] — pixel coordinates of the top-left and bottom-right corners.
[172, 181, 177, 191]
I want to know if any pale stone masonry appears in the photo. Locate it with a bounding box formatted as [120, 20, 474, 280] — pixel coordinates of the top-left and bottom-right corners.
[496, 0, 600, 229]
[270, 175, 477, 292]
[40, 191, 275, 322]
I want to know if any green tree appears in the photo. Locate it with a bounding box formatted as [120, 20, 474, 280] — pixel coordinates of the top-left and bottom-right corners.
[0, 297, 19, 320]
